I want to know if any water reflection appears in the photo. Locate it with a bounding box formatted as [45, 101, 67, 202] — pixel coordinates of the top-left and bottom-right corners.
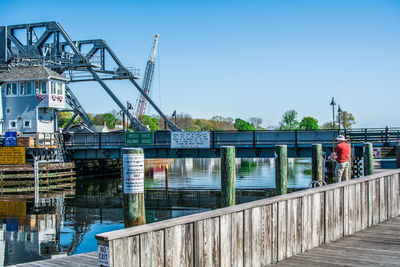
[0, 157, 311, 265]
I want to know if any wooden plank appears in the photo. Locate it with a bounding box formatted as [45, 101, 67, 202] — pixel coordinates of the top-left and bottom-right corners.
[295, 197, 302, 254]
[261, 205, 272, 265]
[194, 220, 204, 267]
[251, 207, 262, 266]
[368, 180, 374, 227]
[380, 177, 388, 222]
[243, 209, 252, 266]
[277, 201, 287, 261]
[374, 179, 380, 225]
[348, 185, 356, 235]
[165, 226, 181, 267]
[271, 202, 278, 263]
[286, 199, 294, 257]
[302, 195, 312, 252]
[311, 193, 321, 248]
[129, 235, 140, 267]
[355, 183, 362, 232]
[231, 211, 244, 267]
[140, 230, 164, 267]
[220, 214, 232, 267]
[319, 193, 325, 246]
[361, 182, 368, 230]
[324, 190, 333, 243]
[333, 187, 343, 240]
[203, 218, 219, 267]
[343, 186, 349, 236]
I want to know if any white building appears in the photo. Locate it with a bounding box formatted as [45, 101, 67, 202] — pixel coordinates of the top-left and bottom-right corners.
[0, 66, 68, 134]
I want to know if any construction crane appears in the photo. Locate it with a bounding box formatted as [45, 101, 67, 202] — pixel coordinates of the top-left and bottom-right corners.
[135, 34, 159, 118]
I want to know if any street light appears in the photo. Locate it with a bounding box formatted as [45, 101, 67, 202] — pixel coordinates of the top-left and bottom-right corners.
[338, 105, 342, 132]
[330, 97, 336, 129]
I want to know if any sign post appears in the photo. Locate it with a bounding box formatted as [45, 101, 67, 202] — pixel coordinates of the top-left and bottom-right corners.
[121, 148, 146, 227]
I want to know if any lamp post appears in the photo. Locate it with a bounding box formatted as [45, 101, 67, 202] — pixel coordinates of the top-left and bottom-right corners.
[338, 105, 342, 132]
[330, 97, 336, 129]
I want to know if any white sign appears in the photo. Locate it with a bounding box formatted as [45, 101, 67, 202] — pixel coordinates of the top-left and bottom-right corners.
[373, 148, 381, 159]
[123, 153, 144, 194]
[171, 131, 210, 149]
[98, 245, 109, 267]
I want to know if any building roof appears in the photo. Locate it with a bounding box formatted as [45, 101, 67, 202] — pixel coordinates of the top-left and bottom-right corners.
[0, 66, 68, 82]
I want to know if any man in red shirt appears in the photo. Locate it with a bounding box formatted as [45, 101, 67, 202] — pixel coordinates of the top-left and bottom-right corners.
[328, 135, 351, 182]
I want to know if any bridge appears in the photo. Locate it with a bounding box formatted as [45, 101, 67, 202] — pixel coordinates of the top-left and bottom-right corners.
[64, 128, 400, 160]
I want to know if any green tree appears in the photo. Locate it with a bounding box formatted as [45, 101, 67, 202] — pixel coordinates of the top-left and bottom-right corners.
[299, 116, 319, 130]
[103, 113, 118, 129]
[139, 115, 160, 131]
[321, 122, 338, 129]
[58, 111, 73, 128]
[279, 110, 299, 130]
[338, 110, 356, 129]
[234, 118, 256, 131]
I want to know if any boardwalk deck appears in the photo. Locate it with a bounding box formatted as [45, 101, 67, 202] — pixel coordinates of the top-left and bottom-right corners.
[11, 252, 97, 267]
[272, 215, 400, 266]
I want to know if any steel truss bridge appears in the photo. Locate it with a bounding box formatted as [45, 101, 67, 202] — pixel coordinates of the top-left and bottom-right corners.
[64, 128, 400, 160]
[0, 21, 181, 132]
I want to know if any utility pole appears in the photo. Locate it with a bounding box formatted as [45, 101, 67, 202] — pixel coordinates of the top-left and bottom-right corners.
[330, 97, 336, 129]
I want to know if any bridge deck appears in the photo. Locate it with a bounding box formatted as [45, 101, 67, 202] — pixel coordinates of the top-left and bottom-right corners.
[272, 215, 400, 267]
[13, 216, 400, 266]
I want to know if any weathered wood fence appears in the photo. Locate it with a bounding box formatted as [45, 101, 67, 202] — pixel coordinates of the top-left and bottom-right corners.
[96, 169, 400, 266]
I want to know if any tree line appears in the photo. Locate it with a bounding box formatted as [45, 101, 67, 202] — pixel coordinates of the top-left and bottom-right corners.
[58, 109, 355, 132]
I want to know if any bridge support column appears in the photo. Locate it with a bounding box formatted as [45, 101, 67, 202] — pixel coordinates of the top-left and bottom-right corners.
[363, 143, 374, 176]
[221, 146, 236, 207]
[122, 148, 146, 227]
[312, 144, 323, 185]
[275, 145, 288, 195]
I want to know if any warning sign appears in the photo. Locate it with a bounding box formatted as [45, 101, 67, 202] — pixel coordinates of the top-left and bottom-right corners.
[171, 131, 210, 148]
[0, 147, 25, 164]
[123, 153, 144, 194]
[98, 245, 109, 267]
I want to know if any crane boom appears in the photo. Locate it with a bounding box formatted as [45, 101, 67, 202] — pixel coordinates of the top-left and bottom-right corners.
[135, 34, 159, 117]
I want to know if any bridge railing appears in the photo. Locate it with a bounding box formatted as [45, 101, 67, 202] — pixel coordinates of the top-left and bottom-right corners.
[65, 130, 339, 149]
[345, 128, 400, 144]
[96, 169, 400, 266]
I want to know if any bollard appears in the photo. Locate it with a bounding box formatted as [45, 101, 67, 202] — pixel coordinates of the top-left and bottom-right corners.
[363, 143, 374, 176]
[396, 144, 400, 169]
[221, 146, 236, 207]
[312, 144, 323, 184]
[275, 145, 288, 195]
[165, 164, 169, 191]
[122, 148, 146, 227]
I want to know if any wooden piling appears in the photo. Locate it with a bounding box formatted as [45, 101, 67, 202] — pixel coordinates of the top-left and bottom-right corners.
[275, 145, 288, 195]
[312, 144, 323, 184]
[122, 148, 146, 227]
[165, 164, 169, 191]
[221, 146, 236, 207]
[363, 143, 374, 176]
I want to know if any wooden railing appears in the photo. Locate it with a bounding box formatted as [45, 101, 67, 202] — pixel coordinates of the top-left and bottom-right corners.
[96, 169, 400, 266]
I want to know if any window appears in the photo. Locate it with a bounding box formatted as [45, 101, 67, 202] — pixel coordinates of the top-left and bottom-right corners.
[23, 120, 31, 128]
[56, 82, 63, 95]
[51, 81, 56, 94]
[6, 107, 11, 114]
[20, 82, 25, 95]
[25, 82, 32, 95]
[41, 82, 47, 94]
[9, 120, 17, 129]
[6, 83, 17, 96]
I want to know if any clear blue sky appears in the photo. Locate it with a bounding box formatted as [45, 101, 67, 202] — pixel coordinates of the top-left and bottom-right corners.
[1, 0, 400, 128]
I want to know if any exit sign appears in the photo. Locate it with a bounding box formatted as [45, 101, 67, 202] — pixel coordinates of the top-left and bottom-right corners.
[126, 132, 154, 146]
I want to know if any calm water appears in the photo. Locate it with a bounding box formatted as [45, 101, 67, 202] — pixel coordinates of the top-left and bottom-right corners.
[0, 158, 312, 266]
